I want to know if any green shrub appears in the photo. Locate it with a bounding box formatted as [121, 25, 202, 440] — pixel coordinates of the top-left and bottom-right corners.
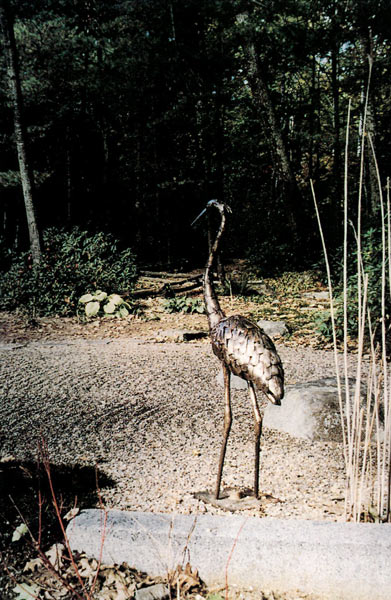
[78, 290, 133, 319]
[0, 235, 15, 272]
[316, 225, 389, 341]
[0, 227, 138, 317]
[163, 296, 205, 314]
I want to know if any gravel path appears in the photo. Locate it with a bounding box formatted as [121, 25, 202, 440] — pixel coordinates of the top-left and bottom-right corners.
[0, 337, 359, 521]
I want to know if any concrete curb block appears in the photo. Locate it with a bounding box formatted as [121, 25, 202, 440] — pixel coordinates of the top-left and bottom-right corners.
[66, 509, 391, 599]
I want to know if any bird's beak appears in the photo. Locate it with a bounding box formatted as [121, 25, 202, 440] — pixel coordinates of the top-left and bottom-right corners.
[191, 207, 207, 227]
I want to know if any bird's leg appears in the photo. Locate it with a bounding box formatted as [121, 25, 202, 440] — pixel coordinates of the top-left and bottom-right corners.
[247, 382, 263, 499]
[215, 364, 232, 500]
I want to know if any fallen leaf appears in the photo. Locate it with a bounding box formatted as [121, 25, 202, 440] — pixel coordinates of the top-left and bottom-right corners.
[168, 563, 200, 594]
[23, 557, 43, 572]
[1, 454, 16, 462]
[12, 582, 40, 600]
[63, 507, 80, 521]
[45, 543, 65, 569]
[12, 523, 29, 542]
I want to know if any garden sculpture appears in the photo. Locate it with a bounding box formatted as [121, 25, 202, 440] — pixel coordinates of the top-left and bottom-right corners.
[192, 200, 284, 500]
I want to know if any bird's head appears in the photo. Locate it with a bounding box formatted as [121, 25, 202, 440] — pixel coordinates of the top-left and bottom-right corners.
[191, 199, 232, 227]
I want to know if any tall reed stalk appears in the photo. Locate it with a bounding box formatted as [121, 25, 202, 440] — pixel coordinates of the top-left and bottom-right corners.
[311, 101, 391, 522]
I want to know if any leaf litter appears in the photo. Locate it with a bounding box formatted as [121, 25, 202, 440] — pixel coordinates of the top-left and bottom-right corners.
[18, 546, 205, 600]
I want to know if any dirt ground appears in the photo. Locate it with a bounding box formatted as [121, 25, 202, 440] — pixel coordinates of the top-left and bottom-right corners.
[0, 290, 354, 600]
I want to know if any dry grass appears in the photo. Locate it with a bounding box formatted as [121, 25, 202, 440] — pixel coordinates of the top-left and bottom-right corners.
[311, 94, 391, 522]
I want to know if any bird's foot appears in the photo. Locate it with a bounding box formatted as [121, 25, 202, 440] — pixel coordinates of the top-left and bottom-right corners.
[194, 488, 263, 512]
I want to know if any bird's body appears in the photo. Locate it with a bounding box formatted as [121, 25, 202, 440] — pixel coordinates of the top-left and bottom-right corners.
[211, 314, 284, 402]
[192, 199, 284, 500]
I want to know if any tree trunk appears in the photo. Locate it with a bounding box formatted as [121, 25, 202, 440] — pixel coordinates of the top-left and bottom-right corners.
[0, 0, 41, 264]
[331, 41, 342, 236]
[236, 13, 300, 245]
[360, 33, 378, 216]
[365, 95, 378, 215]
[308, 56, 316, 180]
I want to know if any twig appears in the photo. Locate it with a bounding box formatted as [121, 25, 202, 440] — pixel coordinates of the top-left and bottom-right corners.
[88, 465, 108, 597]
[179, 516, 197, 569]
[224, 517, 249, 600]
[38, 438, 90, 599]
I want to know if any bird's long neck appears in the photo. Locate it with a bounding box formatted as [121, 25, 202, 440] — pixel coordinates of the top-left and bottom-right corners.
[204, 209, 225, 330]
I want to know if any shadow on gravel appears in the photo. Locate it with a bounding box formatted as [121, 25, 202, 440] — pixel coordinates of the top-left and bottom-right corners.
[0, 459, 115, 598]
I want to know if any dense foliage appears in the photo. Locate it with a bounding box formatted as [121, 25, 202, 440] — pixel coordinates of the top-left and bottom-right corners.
[316, 223, 391, 342]
[163, 295, 205, 314]
[0, 228, 137, 317]
[0, 0, 390, 279]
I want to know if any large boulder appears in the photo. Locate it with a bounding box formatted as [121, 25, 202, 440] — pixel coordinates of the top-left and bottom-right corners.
[256, 320, 288, 338]
[263, 377, 368, 441]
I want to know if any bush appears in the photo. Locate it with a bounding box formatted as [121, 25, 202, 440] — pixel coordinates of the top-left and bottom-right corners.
[316, 224, 390, 342]
[0, 235, 15, 272]
[78, 290, 134, 319]
[0, 227, 138, 317]
[163, 296, 205, 314]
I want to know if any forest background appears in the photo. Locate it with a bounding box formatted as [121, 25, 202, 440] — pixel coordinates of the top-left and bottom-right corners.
[2, 7, 391, 593]
[0, 0, 390, 317]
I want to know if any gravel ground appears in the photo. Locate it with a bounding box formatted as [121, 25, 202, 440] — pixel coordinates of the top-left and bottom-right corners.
[0, 335, 360, 522]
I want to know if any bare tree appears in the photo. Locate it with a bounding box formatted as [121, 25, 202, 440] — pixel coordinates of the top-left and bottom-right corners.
[0, 0, 41, 263]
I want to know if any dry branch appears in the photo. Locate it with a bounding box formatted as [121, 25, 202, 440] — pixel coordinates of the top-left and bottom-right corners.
[140, 271, 202, 280]
[133, 273, 203, 298]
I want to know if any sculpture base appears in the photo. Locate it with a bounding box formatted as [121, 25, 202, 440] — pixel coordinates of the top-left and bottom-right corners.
[194, 487, 268, 512]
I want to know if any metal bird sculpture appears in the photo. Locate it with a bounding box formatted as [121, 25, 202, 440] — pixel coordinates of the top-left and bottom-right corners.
[192, 199, 284, 500]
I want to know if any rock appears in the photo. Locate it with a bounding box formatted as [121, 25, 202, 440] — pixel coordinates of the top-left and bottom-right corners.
[303, 291, 329, 300]
[67, 509, 391, 600]
[135, 584, 170, 600]
[0, 342, 27, 350]
[216, 374, 369, 442]
[256, 320, 288, 338]
[247, 282, 273, 296]
[155, 329, 207, 342]
[263, 377, 369, 441]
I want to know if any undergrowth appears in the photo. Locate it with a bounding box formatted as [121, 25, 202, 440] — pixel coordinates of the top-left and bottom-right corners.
[315, 225, 390, 344]
[0, 228, 138, 319]
[163, 296, 205, 314]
